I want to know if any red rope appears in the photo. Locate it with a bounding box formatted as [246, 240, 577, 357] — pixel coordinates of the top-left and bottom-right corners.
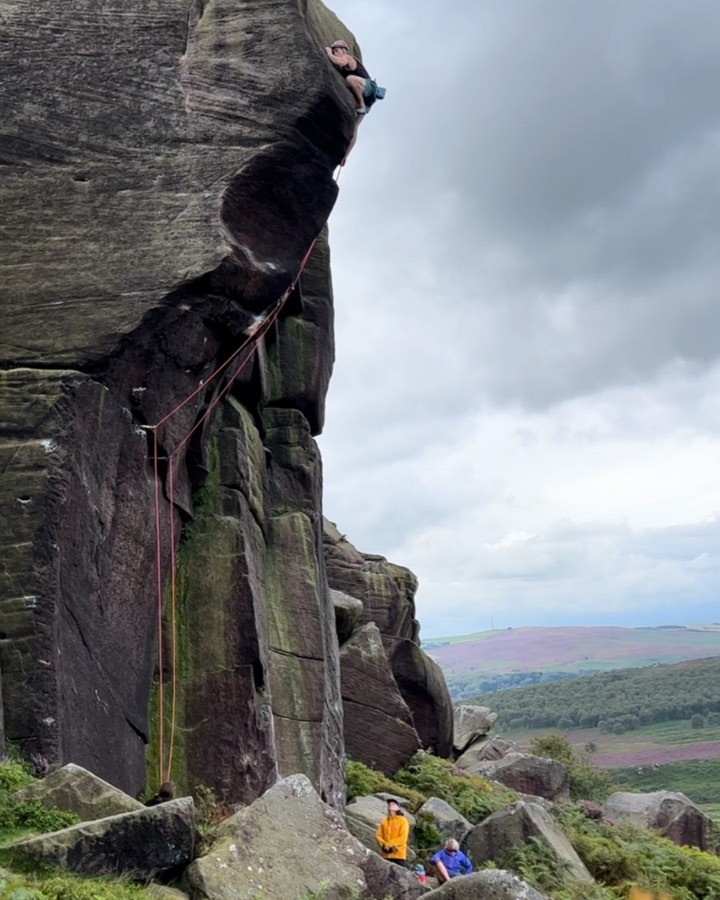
[166, 456, 178, 782]
[148, 176, 334, 784]
[152, 430, 165, 786]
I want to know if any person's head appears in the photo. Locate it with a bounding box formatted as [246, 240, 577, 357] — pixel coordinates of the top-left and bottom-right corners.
[331, 40, 350, 54]
[444, 839, 459, 854]
[386, 798, 401, 815]
[158, 781, 174, 800]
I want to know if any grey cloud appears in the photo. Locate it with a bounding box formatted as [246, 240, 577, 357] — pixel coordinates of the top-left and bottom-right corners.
[321, 0, 720, 632]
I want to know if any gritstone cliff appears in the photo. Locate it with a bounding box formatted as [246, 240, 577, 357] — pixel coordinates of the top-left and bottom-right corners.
[0, 0, 452, 807]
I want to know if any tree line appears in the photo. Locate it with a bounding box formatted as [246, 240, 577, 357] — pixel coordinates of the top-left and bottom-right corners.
[473, 656, 720, 733]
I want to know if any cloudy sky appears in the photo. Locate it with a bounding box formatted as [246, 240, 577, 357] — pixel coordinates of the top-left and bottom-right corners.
[316, 0, 720, 639]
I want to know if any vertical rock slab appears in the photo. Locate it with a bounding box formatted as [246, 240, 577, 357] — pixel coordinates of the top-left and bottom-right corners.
[168, 399, 277, 806]
[340, 623, 420, 775]
[266, 227, 335, 435]
[263, 408, 344, 808]
[386, 639, 453, 759]
[0, 370, 158, 792]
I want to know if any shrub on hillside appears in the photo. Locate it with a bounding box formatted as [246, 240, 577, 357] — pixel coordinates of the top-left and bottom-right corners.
[345, 760, 425, 810]
[528, 734, 614, 803]
[0, 758, 34, 793]
[346, 754, 514, 823]
[555, 804, 720, 899]
[0, 871, 149, 900]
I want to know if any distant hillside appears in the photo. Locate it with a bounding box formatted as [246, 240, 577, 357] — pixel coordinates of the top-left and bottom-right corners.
[474, 655, 720, 733]
[424, 625, 720, 698]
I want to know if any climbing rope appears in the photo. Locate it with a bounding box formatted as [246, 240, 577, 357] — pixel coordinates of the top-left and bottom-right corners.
[147, 209, 334, 783]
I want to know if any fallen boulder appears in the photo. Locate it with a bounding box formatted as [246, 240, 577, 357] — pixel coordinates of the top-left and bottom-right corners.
[7, 797, 194, 878]
[453, 706, 498, 756]
[416, 797, 471, 845]
[183, 774, 427, 899]
[13, 763, 144, 822]
[424, 869, 549, 898]
[454, 737, 518, 770]
[463, 801, 593, 884]
[467, 753, 569, 801]
[603, 790, 720, 853]
[340, 623, 421, 775]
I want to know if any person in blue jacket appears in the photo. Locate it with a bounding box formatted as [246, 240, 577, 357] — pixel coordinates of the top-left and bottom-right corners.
[430, 838, 473, 884]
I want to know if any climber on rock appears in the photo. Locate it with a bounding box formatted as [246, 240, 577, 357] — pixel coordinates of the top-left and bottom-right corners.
[325, 39, 382, 116]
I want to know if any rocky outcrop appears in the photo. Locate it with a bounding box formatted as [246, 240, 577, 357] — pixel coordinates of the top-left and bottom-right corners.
[453, 706, 498, 756]
[603, 790, 720, 853]
[183, 775, 427, 900]
[416, 797, 471, 845]
[467, 753, 570, 802]
[13, 763, 143, 821]
[7, 797, 195, 878]
[425, 870, 549, 899]
[463, 802, 593, 884]
[324, 521, 454, 760]
[332, 588, 364, 643]
[340, 624, 421, 774]
[0, 0, 454, 812]
[455, 737, 518, 770]
[0, 0, 369, 807]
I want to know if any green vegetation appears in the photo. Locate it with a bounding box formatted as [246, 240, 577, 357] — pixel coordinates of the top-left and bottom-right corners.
[0, 758, 78, 848]
[612, 758, 720, 805]
[346, 753, 514, 822]
[487, 835, 574, 896]
[448, 670, 578, 698]
[475, 656, 720, 732]
[0, 758, 160, 899]
[348, 746, 720, 898]
[0, 870, 150, 900]
[555, 805, 720, 899]
[477, 804, 720, 899]
[528, 734, 615, 803]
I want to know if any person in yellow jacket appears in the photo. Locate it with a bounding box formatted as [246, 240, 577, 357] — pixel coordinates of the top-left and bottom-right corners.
[375, 798, 410, 866]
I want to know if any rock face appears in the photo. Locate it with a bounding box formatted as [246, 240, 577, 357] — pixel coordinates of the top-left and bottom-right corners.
[325, 521, 454, 760]
[332, 588, 365, 644]
[463, 802, 593, 885]
[453, 706, 498, 756]
[340, 624, 421, 774]
[416, 797, 471, 845]
[13, 763, 143, 821]
[455, 737, 518, 770]
[425, 869, 549, 899]
[603, 790, 720, 853]
[7, 797, 195, 878]
[0, 0, 445, 810]
[183, 775, 427, 900]
[468, 753, 570, 802]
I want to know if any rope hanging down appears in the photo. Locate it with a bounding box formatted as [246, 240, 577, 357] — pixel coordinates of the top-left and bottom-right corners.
[147, 192, 339, 784]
